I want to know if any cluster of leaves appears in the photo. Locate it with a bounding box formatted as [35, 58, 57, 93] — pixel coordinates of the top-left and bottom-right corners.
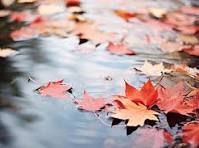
[34, 62, 199, 147]
[0, 0, 198, 57]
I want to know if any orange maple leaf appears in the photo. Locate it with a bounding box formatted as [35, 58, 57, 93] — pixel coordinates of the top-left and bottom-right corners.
[111, 98, 159, 127]
[125, 80, 158, 107]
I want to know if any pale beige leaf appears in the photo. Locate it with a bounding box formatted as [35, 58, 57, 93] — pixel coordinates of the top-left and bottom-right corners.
[136, 61, 171, 76]
[0, 48, 17, 57]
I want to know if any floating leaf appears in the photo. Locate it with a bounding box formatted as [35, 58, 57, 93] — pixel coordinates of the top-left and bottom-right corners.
[125, 80, 158, 107]
[136, 61, 171, 76]
[111, 98, 159, 127]
[38, 80, 71, 99]
[107, 42, 135, 55]
[76, 91, 106, 112]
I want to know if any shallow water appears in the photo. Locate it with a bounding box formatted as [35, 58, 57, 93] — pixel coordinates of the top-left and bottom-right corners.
[0, 0, 199, 148]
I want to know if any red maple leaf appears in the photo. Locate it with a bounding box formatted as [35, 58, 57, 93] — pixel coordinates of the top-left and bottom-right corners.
[125, 80, 158, 107]
[134, 128, 173, 148]
[107, 42, 135, 55]
[183, 45, 199, 57]
[38, 80, 71, 99]
[187, 94, 199, 110]
[76, 91, 106, 112]
[157, 82, 194, 116]
[182, 121, 199, 147]
[114, 9, 136, 21]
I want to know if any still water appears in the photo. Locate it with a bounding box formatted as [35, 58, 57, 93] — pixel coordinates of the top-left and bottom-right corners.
[0, 0, 199, 148]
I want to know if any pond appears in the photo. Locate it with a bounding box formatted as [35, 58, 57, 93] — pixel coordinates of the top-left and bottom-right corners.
[0, 0, 199, 148]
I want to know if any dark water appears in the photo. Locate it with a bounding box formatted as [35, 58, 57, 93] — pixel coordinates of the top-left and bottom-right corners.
[0, 0, 199, 148]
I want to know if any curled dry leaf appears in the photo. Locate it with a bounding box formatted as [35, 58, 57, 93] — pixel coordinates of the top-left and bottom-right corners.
[136, 61, 171, 76]
[38, 80, 71, 99]
[107, 42, 135, 56]
[182, 121, 199, 147]
[111, 98, 159, 127]
[125, 80, 158, 107]
[76, 91, 106, 112]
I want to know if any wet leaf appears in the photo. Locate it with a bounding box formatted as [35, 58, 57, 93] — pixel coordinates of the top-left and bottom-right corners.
[107, 42, 135, 55]
[38, 3, 65, 15]
[136, 61, 171, 76]
[111, 98, 159, 127]
[183, 45, 199, 56]
[125, 80, 158, 107]
[180, 6, 199, 15]
[149, 8, 167, 18]
[76, 91, 106, 112]
[182, 121, 199, 147]
[157, 82, 194, 116]
[38, 80, 71, 99]
[179, 35, 199, 45]
[134, 128, 172, 148]
[74, 22, 115, 43]
[114, 9, 136, 21]
[0, 48, 17, 58]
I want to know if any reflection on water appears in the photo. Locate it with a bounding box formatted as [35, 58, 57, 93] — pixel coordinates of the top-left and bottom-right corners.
[0, 0, 198, 148]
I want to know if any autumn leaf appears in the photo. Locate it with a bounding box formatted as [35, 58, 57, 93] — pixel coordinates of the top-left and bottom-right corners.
[187, 94, 199, 110]
[175, 25, 199, 35]
[136, 61, 171, 76]
[10, 26, 39, 41]
[183, 45, 199, 56]
[114, 9, 136, 21]
[165, 12, 196, 26]
[178, 35, 199, 45]
[38, 80, 71, 99]
[149, 8, 167, 19]
[65, 0, 80, 7]
[125, 80, 158, 107]
[171, 64, 199, 78]
[0, 48, 17, 57]
[107, 42, 135, 55]
[74, 22, 115, 43]
[182, 121, 199, 147]
[160, 41, 190, 53]
[134, 128, 173, 148]
[76, 91, 106, 112]
[111, 98, 159, 127]
[157, 82, 194, 116]
[180, 6, 199, 15]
